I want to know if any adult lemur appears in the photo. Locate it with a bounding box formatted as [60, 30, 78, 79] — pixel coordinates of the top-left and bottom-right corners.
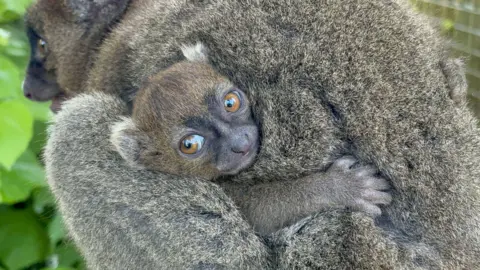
[110, 50, 391, 235]
[31, 0, 480, 268]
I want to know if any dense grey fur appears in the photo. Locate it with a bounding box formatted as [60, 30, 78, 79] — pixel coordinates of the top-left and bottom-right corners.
[45, 0, 480, 269]
[111, 50, 391, 235]
[223, 155, 392, 235]
[45, 93, 270, 269]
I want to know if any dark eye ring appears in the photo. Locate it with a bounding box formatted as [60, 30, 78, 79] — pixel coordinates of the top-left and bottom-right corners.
[37, 38, 48, 56]
[179, 134, 205, 155]
[224, 90, 242, 113]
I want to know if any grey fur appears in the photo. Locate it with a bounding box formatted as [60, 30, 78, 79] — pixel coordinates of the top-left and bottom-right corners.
[441, 58, 469, 105]
[45, 93, 270, 269]
[112, 49, 391, 235]
[45, 0, 480, 269]
[223, 156, 392, 235]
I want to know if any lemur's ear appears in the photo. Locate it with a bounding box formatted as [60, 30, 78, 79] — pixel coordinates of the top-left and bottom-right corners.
[440, 58, 468, 105]
[110, 117, 150, 168]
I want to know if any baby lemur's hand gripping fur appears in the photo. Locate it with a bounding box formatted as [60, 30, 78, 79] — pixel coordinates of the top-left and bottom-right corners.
[111, 49, 391, 235]
[41, 0, 480, 269]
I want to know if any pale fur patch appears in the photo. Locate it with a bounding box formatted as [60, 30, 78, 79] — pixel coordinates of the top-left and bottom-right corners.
[181, 42, 208, 63]
[110, 117, 144, 168]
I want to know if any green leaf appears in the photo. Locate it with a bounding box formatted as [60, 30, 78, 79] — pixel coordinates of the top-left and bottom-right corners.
[0, 28, 10, 47]
[0, 101, 33, 169]
[54, 242, 83, 268]
[77, 260, 87, 270]
[29, 120, 49, 155]
[23, 99, 52, 122]
[4, 39, 29, 58]
[0, 55, 21, 99]
[32, 187, 55, 214]
[48, 214, 66, 248]
[0, 207, 50, 270]
[441, 19, 454, 32]
[42, 268, 75, 270]
[0, 22, 30, 66]
[0, 170, 2, 202]
[0, 149, 46, 204]
[0, 0, 31, 22]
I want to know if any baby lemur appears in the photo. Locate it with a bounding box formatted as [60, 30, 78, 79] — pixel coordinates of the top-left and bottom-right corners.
[110, 45, 391, 235]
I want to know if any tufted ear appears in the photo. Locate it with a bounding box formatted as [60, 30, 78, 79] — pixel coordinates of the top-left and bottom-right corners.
[181, 42, 209, 63]
[440, 58, 468, 105]
[64, 0, 130, 26]
[110, 117, 150, 168]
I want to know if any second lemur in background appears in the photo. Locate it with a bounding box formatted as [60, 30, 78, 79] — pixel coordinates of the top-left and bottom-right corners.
[111, 44, 392, 235]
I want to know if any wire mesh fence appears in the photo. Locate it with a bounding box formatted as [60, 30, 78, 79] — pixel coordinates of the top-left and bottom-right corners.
[410, 0, 480, 117]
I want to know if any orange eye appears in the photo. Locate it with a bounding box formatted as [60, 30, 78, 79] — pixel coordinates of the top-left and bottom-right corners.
[37, 38, 48, 57]
[180, 135, 205, 155]
[224, 91, 241, 112]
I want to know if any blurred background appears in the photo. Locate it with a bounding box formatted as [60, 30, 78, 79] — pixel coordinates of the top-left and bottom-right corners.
[0, 0, 85, 269]
[0, 0, 478, 269]
[411, 0, 480, 116]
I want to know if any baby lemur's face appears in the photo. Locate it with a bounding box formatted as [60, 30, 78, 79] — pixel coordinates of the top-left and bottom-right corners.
[112, 57, 259, 180]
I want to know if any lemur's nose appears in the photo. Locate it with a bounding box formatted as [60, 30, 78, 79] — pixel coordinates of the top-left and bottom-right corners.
[231, 133, 251, 155]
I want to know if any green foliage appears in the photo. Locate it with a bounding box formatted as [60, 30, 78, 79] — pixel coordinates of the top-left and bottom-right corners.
[0, 0, 84, 269]
[0, 207, 49, 270]
[441, 19, 455, 32]
[0, 102, 33, 170]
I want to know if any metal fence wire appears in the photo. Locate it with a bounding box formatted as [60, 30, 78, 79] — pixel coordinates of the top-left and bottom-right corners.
[410, 0, 480, 117]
